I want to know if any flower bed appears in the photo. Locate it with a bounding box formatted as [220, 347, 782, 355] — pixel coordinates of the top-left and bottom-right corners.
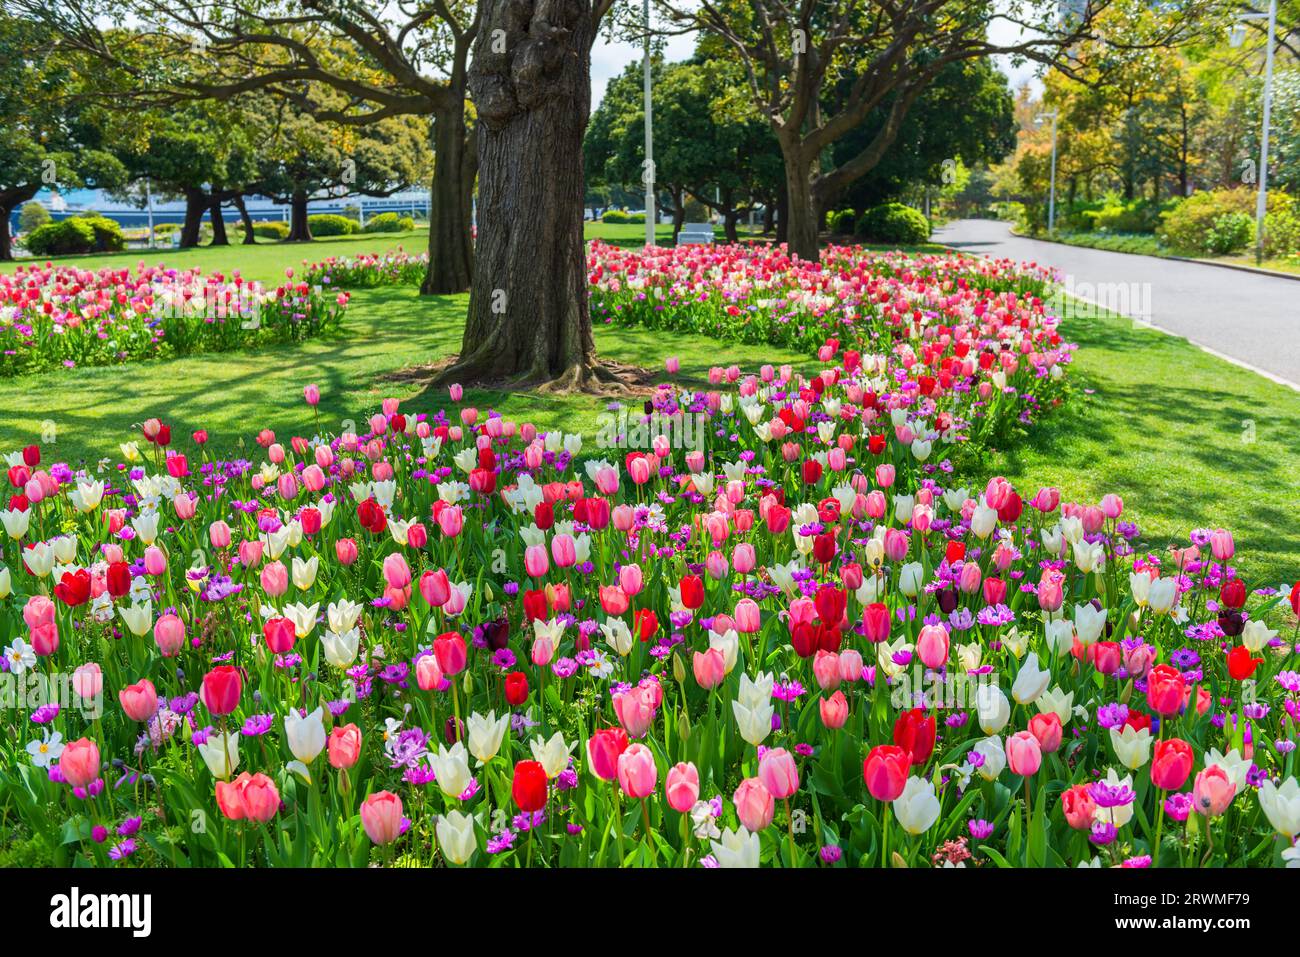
[299, 249, 429, 289]
[0, 345, 1296, 869]
[0, 263, 350, 377]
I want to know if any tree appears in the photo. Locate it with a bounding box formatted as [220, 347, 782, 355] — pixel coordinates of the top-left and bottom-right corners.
[830, 57, 1015, 213]
[0, 14, 126, 259]
[653, 0, 1143, 260]
[439, 0, 619, 390]
[18, 0, 479, 294]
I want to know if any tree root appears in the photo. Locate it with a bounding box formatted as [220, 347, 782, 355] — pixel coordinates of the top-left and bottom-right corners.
[383, 354, 656, 399]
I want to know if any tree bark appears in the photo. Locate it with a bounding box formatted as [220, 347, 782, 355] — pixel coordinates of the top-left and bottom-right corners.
[287, 190, 313, 242]
[781, 144, 820, 261]
[443, 0, 614, 391]
[0, 209, 12, 262]
[776, 180, 789, 246]
[671, 187, 685, 243]
[208, 196, 230, 246]
[233, 194, 257, 244]
[762, 201, 774, 235]
[180, 188, 207, 248]
[421, 110, 476, 295]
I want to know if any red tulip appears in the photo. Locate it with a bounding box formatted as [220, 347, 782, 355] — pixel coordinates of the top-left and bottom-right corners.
[512, 760, 549, 812]
[679, 574, 704, 610]
[892, 708, 936, 766]
[201, 666, 242, 716]
[1150, 737, 1194, 791]
[586, 727, 630, 781]
[863, 745, 910, 802]
[505, 671, 529, 706]
[1146, 664, 1186, 717]
[1219, 578, 1246, 610]
[1227, 644, 1263, 681]
[263, 617, 296, 654]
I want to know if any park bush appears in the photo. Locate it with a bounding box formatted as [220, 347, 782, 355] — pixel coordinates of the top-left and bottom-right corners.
[827, 209, 856, 235]
[854, 202, 931, 244]
[1086, 197, 1163, 234]
[1159, 188, 1255, 254]
[362, 212, 416, 234]
[253, 221, 291, 240]
[1205, 212, 1255, 255]
[22, 216, 125, 256]
[307, 213, 360, 236]
[601, 209, 646, 224]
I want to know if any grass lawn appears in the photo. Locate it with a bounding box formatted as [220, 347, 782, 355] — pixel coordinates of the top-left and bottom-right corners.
[982, 298, 1300, 590]
[2, 234, 1296, 592]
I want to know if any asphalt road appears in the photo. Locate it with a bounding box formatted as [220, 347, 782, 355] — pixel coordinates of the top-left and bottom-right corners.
[933, 219, 1300, 389]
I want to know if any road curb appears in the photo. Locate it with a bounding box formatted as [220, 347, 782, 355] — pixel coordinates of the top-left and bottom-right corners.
[999, 229, 1300, 283]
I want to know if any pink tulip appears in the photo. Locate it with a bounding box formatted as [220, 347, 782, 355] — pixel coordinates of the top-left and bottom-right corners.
[733, 777, 775, 831]
[665, 761, 699, 812]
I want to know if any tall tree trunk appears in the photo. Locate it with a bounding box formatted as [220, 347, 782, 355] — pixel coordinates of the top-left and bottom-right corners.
[671, 187, 685, 243]
[180, 188, 206, 248]
[0, 210, 12, 262]
[287, 190, 312, 242]
[233, 194, 257, 244]
[208, 196, 230, 246]
[442, 0, 611, 390]
[781, 149, 821, 261]
[762, 201, 774, 235]
[721, 189, 739, 243]
[421, 111, 476, 295]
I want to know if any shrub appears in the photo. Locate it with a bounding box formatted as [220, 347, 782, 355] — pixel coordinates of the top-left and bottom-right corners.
[602, 209, 646, 224]
[362, 212, 416, 234]
[253, 221, 291, 240]
[307, 214, 360, 236]
[1205, 212, 1255, 255]
[23, 216, 124, 256]
[1159, 188, 1255, 254]
[154, 223, 181, 236]
[1087, 197, 1163, 234]
[828, 209, 856, 235]
[855, 203, 931, 244]
[18, 201, 50, 234]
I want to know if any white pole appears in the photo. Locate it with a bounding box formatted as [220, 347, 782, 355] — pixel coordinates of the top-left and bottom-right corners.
[1254, 0, 1277, 265]
[642, 0, 655, 246]
[145, 179, 155, 249]
[1048, 113, 1058, 236]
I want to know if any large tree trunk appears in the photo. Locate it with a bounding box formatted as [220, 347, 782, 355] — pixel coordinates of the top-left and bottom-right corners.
[762, 201, 774, 235]
[671, 187, 685, 243]
[781, 145, 820, 261]
[287, 190, 312, 242]
[0, 207, 13, 262]
[208, 196, 230, 246]
[180, 188, 206, 248]
[776, 180, 789, 245]
[421, 111, 476, 295]
[233, 194, 257, 244]
[442, 0, 614, 391]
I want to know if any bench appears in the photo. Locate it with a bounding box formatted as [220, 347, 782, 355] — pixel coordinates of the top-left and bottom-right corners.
[677, 223, 715, 246]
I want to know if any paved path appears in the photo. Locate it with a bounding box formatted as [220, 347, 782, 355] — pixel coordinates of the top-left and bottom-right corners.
[933, 219, 1300, 389]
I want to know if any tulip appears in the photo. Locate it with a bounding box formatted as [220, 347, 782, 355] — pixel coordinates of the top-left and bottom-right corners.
[758, 748, 799, 800]
[119, 679, 158, 723]
[820, 691, 849, 729]
[1028, 712, 1063, 753]
[58, 737, 100, 788]
[430, 742, 473, 799]
[200, 666, 242, 717]
[436, 810, 478, 865]
[1258, 777, 1300, 839]
[328, 724, 362, 769]
[512, 760, 549, 812]
[467, 711, 510, 764]
[733, 777, 775, 831]
[434, 633, 467, 676]
[1146, 664, 1186, 716]
[1150, 738, 1193, 791]
[360, 791, 405, 844]
[1192, 765, 1235, 817]
[665, 762, 700, 813]
[893, 776, 941, 835]
[916, 624, 949, 670]
[153, 613, 186, 657]
[1061, 784, 1097, 830]
[893, 709, 936, 766]
[285, 707, 327, 765]
[863, 745, 910, 802]
[617, 743, 658, 798]
[1006, 731, 1042, 776]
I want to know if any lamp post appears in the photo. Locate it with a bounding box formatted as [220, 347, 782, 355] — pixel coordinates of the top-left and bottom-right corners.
[1232, 1, 1278, 265]
[642, 0, 655, 247]
[1036, 111, 1059, 236]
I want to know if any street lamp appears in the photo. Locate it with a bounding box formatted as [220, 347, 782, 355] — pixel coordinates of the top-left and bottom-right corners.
[1036, 111, 1059, 236]
[1231, 1, 1278, 265]
[642, 0, 655, 247]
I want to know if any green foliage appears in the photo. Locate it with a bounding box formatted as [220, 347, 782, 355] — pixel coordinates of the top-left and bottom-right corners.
[307, 214, 360, 236]
[362, 211, 415, 234]
[602, 210, 645, 224]
[1204, 212, 1254, 255]
[17, 201, 50, 233]
[23, 216, 125, 255]
[253, 220, 291, 240]
[1159, 188, 1255, 254]
[828, 209, 856, 235]
[855, 203, 931, 244]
